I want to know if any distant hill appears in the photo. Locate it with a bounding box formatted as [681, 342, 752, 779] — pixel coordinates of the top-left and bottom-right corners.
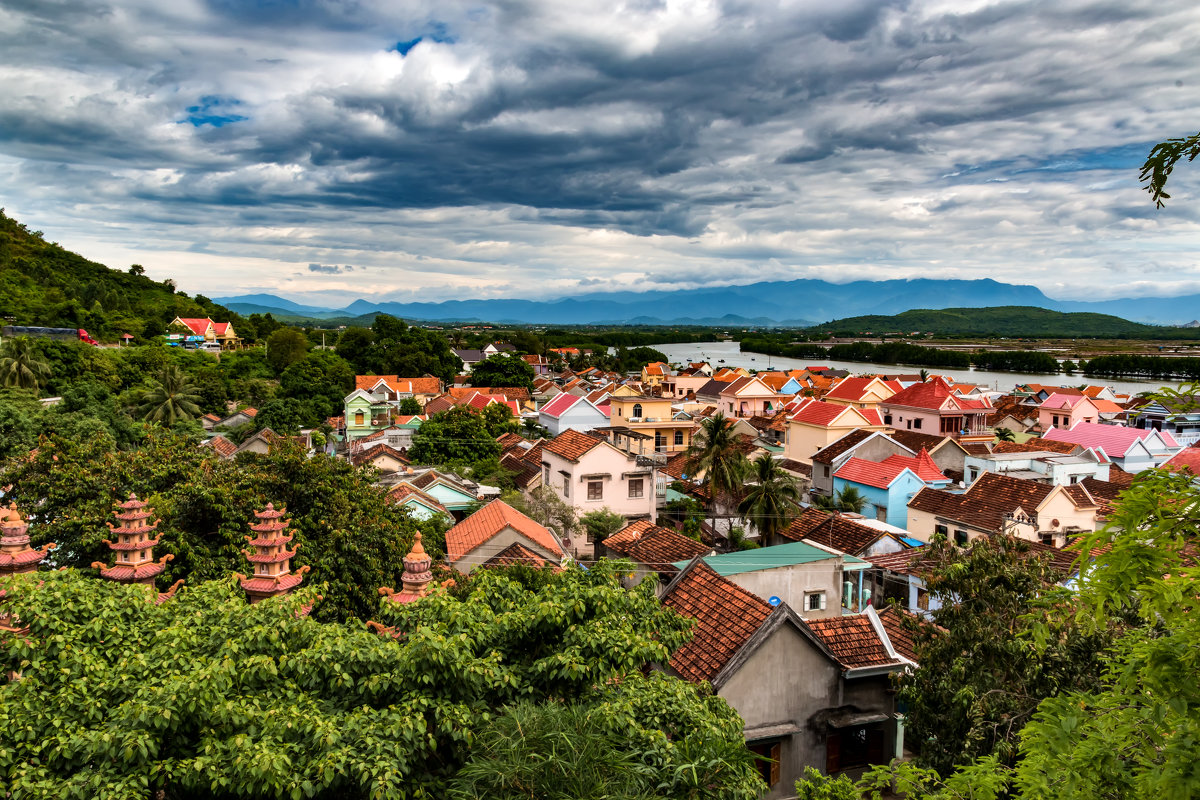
[812, 306, 1169, 338]
[217, 278, 1200, 327]
[0, 211, 239, 342]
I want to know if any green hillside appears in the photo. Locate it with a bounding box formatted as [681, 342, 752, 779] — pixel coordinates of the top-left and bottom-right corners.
[0, 210, 242, 343]
[812, 306, 1171, 338]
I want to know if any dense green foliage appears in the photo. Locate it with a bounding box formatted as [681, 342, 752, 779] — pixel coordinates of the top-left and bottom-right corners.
[895, 536, 1119, 774]
[741, 336, 1062, 373]
[0, 209, 244, 343]
[808, 306, 1175, 339]
[1140, 129, 1200, 206]
[736, 454, 800, 542]
[0, 564, 762, 799]
[409, 406, 502, 467]
[1084, 352, 1200, 379]
[467, 353, 535, 392]
[1, 429, 441, 622]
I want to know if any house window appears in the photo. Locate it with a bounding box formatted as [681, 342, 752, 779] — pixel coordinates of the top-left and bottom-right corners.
[935, 524, 948, 540]
[655, 432, 666, 451]
[748, 740, 782, 789]
[883, 414, 892, 425]
[827, 725, 886, 774]
[806, 592, 827, 612]
[968, 469, 978, 483]
[563, 476, 570, 497]
[913, 418, 922, 430]
[1040, 532, 1054, 545]
[588, 481, 603, 501]
[544, 465, 550, 484]
[954, 529, 968, 546]
[354, 411, 364, 425]
[629, 478, 644, 499]
[822, 465, 830, 478]
[632, 403, 642, 418]
[674, 430, 684, 446]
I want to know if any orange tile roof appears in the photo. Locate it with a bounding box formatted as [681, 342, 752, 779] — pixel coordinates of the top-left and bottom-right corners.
[876, 606, 923, 662]
[445, 499, 563, 563]
[355, 375, 441, 394]
[662, 562, 773, 684]
[602, 520, 710, 576]
[386, 483, 450, 516]
[483, 542, 556, 570]
[781, 508, 896, 554]
[203, 435, 237, 458]
[886, 379, 990, 411]
[543, 429, 606, 462]
[805, 614, 902, 670]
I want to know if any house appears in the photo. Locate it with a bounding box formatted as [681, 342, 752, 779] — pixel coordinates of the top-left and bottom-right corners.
[783, 401, 888, 464]
[452, 349, 485, 371]
[810, 430, 963, 498]
[962, 448, 1110, 487]
[537, 393, 610, 436]
[833, 450, 952, 528]
[606, 394, 694, 455]
[661, 561, 909, 797]
[522, 354, 553, 375]
[695, 377, 736, 406]
[1161, 444, 1200, 475]
[718, 376, 786, 418]
[200, 434, 237, 460]
[600, 519, 712, 591]
[1042, 422, 1181, 471]
[349, 443, 409, 473]
[660, 373, 711, 400]
[778, 508, 915, 560]
[385, 483, 452, 522]
[233, 428, 281, 456]
[1037, 393, 1102, 430]
[907, 471, 1100, 546]
[822, 377, 900, 411]
[354, 418, 425, 452]
[444, 499, 564, 574]
[1128, 397, 1200, 446]
[216, 407, 257, 430]
[541, 430, 657, 524]
[169, 317, 239, 348]
[641, 361, 672, 387]
[400, 471, 487, 519]
[677, 541, 867, 619]
[355, 375, 443, 405]
[878, 379, 992, 440]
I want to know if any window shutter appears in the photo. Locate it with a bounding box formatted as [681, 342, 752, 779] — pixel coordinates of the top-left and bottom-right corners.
[826, 733, 841, 774]
[819, 593, 827, 611]
[768, 742, 781, 787]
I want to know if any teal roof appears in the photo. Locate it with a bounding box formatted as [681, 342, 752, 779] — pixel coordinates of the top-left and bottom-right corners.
[674, 541, 867, 576]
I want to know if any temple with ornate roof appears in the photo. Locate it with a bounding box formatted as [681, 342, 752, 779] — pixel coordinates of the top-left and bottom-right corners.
[91, 494, 182, 603]
[238, 503, 308, 603]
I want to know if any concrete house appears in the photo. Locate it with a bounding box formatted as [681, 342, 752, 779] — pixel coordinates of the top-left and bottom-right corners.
[907, 471, 1100, 547]
[537, 393, 610, 436]
[779, 508, 915, 560]
[600, 519, 712, 592]
[385, 483, 452, 522]
[1128, 397, 1200, 446]
[661, 562, 910, 797]
[784, 400, 888, 464]
[962, 448, 1110, 487]
[833, 450, 952, 529]
[1042, 422, 1181, 471]
[607, 394, 693, 454]
[1038, 393, 1102, 430]
[822, 377, 900, 411]
[541, 429, 656, 523]
[719, 376, 786, 418]
[878, 379, 992, 440]
[444, 499, 564, 574]
[810, 430, 961, 499]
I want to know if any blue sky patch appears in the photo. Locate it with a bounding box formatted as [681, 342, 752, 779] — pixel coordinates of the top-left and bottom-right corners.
[392, 22, 456, 55]
[184, 95, 247, 127]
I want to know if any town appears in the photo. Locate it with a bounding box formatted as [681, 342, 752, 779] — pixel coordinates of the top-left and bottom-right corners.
[2, 305, 1197, 798]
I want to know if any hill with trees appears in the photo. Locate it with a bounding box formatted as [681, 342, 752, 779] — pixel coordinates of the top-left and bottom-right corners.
[809, 306, 1186, 339]
[0, 209, 243, 343]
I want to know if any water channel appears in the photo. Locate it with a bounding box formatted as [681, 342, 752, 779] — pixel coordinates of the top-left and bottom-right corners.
[655, 340, 1187, 396]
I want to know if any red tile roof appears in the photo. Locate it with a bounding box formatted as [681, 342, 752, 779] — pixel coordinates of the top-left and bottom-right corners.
[203, 435, 237, 458]
[174, 317, 212, 336]
[886, 379, 991, 411]
[445, 499, 563, 562]
[662, 562, 773, 684]
[834, 450, 946, 490]
[780, 508, 895, 554]
[789, 400, 851, 426]
[805, 614, 902, 670]
[867, 546, 932, 576]
[603, 520, 710, 576]
[385, 483, 450, 516]
[543, 429, 606, 462]
[1162, 445, 1200, 475]
[483, 542, 555, 570]
[540, 392, 584, 417]
[908, 472, 1095, 532]
[876, 606, 923, 662]
[355, 375, 441, 394]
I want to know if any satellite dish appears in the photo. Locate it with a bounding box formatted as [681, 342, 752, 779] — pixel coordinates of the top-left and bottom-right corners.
[768, 596, 782, 607]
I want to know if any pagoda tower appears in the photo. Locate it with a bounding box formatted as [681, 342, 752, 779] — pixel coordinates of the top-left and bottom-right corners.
[0, 503, 53, 577]
[239, 503, 308, 603]
[379, 532, 434, 605]
[92, 494, 173, 589]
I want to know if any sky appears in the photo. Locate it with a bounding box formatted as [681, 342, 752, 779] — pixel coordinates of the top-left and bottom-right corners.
[2, 0, 1200, 308]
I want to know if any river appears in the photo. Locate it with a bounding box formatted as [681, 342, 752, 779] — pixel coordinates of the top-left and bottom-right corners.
[655, 341, 1187, 396]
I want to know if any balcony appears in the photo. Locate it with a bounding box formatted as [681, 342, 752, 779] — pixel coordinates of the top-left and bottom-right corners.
[636, 453, 668, 467]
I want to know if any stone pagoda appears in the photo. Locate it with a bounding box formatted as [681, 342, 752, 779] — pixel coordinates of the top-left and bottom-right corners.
[0, 503, 53, 578]
[378, 532, 434, 605]
[91, 494, 182, 603]
[239, 503, 308, 603]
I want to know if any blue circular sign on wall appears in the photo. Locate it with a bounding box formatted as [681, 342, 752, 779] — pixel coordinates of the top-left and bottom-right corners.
[768, 596, 781, 606]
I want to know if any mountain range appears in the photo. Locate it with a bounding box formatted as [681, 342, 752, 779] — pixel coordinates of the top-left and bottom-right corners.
[214, 278, 1196, 327]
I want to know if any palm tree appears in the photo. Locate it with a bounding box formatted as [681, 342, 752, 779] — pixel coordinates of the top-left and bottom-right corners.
[918, 369, 930, 382]
[0, 337, 51, 391]
[813, 485, 869, 514]
[738, 454, 801, 544]
[994, 426, 1016, 443]
[137, 366, 202, 425]
[687, 412, 750, 531]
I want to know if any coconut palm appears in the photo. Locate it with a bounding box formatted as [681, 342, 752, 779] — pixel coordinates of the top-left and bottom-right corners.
[137, 366, 202, 425]
[687, 412, 750, 530]
[813, 485, 869, 514]
[738, 454, 801, 544]
[0, 337, 51, 391]
[994, 426, 1016, 443]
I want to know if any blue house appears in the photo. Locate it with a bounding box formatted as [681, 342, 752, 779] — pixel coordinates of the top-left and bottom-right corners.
[832, 450, 951, 529]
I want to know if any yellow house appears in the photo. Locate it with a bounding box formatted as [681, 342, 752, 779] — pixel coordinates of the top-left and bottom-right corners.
[169, 317, 240, 348]
[608, 394, 694, 454]
[907, 471, 1099, 546]
[640, 362, 671, 387]
[784, 400, 889, 464]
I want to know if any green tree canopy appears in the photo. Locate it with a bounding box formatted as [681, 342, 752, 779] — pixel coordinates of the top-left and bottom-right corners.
[265, 327, 310, 373]
[467, 353, 535, 393]
[409, 406, 500, 467]
[0, 336, 51, 391]
[136, 365, 202, 426]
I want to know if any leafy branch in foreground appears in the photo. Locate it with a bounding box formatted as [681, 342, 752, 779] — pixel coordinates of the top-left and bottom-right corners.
[1140, 131, 1200, 207]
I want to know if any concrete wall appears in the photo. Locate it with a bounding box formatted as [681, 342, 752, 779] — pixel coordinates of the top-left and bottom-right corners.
[452, 525, 561, 574]
[718, 624, 840, 800]
[543, 444, 657, 521]
[540, 403, 608, 436]
[724, 560, 843, 620]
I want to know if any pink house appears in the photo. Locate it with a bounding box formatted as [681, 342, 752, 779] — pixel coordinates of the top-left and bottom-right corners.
[718, 376, 785, 418]
[878, 378, 992, 439]
[541, 429, 657, 524]
[1038, 393, 1101, 430]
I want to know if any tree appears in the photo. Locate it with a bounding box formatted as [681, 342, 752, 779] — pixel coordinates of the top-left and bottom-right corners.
[737, 454, 800, 543]
[480, 401, 519, 437]
[279, 351, 355, 419]
[136, 365, 202, 425]
[468, 353, 535, 392]
[265, 327, 309, 373]
[1139, 130, 1200, 207]
[502, 487, 578, 541]
[812, 485, 868, 514]
[581, 508, 627, 544]
[410, 406, 500, 466]
[994, 426, 1016, 443]
[334, 326, 376, 373]
[687, 412, 750, 527]
[0, 337, 51, 391]
[0, 564, 763, 798]
[399, 397, 423, 415]
[895, 535, 1118, 775]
